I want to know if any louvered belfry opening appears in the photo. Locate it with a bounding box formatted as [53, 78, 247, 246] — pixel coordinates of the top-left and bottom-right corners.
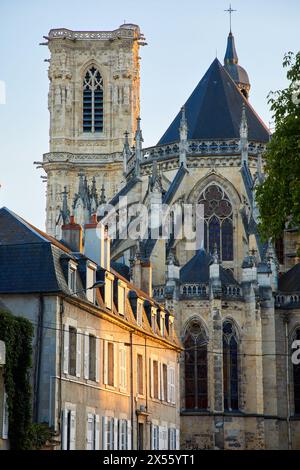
[83, 67, 104, 133]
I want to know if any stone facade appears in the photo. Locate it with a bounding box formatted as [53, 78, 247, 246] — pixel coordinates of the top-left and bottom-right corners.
[40, 24, 145, 236]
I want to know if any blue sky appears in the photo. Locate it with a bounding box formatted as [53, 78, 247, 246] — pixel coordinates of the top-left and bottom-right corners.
[0, 0, 299, 230]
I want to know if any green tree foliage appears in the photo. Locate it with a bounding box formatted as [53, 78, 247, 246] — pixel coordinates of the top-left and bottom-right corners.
[0, 308, 53, 449]
[256, 52, 300, 242]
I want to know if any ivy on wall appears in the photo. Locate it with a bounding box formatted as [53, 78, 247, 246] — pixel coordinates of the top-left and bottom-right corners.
[0, 308, 33, 449]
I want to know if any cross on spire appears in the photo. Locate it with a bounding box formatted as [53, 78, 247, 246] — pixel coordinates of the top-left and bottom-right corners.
[224, 4, 237, 33]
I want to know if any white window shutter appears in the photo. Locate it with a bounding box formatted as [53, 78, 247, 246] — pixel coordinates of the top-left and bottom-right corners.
[95, 337, 100, 383]
[167, 366, 171, 403]
[103, 341, 108, 385]
[158, 426, 163, 450]
[63, 325, 69, 374]
[113, 417, 118, 449]
[118, 419, 122, 449]
[2, 390, 9, 439]
[86, 413, 93, 450]
[113, 343, 118, 387]
[158, 362, 161, 400]
[95, 415, 100, 450]
[76, 329, 81, 378]
[176, 429, 180, 450]
[102, 416, 108, 449]
[164, 426, 168, 450]
[70, 410, 76, 450]
[84, 332, 89, 379]
[150, 358, 154, 398]
[127, 420, 132, 450]
[151, 424, 154, 450]
[61, 409, 68, 450]
[160, 363, 164, 401]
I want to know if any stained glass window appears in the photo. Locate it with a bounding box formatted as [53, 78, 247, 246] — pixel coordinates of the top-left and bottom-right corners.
[223, 321, 239, 411]
[184, 320, 208, 410]
[83, 67, 104, 133]
[293, 328, 300, 415]
[199, 184, 233, 261]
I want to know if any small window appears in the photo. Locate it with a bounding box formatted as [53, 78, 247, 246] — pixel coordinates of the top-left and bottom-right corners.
[168, 428, 176, 450]
[119, 420, 128, 450]
[151, 308, 157, 333]
[89, 335, 96, 382]
[68, 263, 77, 293]
[118, 283, 126, 315]
[69, 327, 77, 376]
[151, 424, 159, 450]
[153, 360, 159, 399]
[62, 409, 76, 450]
[160, 314, 165, 337]
[105, 275, 114, 310]
[137, 354, 144, 395]
[106, 417, 114, 450]
[107, 342, 114, 386]
[137, 300, 143, 327]
[86, 264, 96, 303]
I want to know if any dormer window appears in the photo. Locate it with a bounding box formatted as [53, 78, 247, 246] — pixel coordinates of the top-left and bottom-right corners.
[160, 312, 165, 337]
[118, 280, 126, 315]
[68, 261, 77, 294]
[137, 299, 143, 327]
[86, 261, 97, 303]
[105, 272, 114, 310]
[151, 307, 157, 334]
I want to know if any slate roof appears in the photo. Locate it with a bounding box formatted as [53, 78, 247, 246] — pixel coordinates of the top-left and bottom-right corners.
[278, 263, 300, 293]
[158, 58, 270, 145]
[224, 32, 250, 86]
[180, 248, 239, 286]
[0, 207, 75, 294]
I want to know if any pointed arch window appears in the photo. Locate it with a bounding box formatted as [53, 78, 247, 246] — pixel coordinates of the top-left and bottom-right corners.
[83, 67, 104, 133]
[223, 320, 239, 411]
[199, 184, 233, 261]
[184, 319, 208, 410]
[293, 328, 300, 414]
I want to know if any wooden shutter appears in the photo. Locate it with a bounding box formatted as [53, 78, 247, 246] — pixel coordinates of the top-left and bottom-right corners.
[113, 343, 117, 387]
[63, 325, 69, 374]
[95, 337, 100, 383]
[84, 332, 89, 380]
[76, 329, 81, 377]
[103, 341, 108, 385]
[102, 416, 108, 449]
[151, 424, 155, 450]
[150, 358, 154, 397]
[61, 409, 68, 450]
[160, 363, 164, 401]
[176, 429, 180, 450]
[114, 417, 118, 449]
[95, 415, 100, 450]
[158, 425, 163, 450]
[86, 413, 94, 450]
[127, 420, 132, 450]
[118, 419, 122, 450]
[167, 366, 171, 403]
[70, 410, 76, 450]
[158, 362, 161, 400]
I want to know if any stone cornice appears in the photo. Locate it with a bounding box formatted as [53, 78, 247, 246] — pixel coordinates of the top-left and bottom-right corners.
[41, 151, 123, 165]
[48, 26, 142, 42]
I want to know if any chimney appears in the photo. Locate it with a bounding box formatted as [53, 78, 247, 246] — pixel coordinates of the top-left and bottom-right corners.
[84, 215, 111, 270]
[62, 215, 83, 252]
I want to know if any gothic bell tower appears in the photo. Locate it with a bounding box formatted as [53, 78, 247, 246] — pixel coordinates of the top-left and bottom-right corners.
[38, 24, 145, 236]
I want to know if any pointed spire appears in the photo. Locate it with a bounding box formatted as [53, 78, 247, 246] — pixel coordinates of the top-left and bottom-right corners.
[256, 153, 265, 184]
[240, 103, 249, 165]
[123, 130, 131, 176]
[134, 117, 143, 177]
[61, 186, 70, 225]
[99, 184, 106, 204]
[224, 31, 238, 65]
[179, 106, 188, 168]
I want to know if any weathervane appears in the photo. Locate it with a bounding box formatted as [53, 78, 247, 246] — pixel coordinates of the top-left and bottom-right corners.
[224, 4, 237, 33]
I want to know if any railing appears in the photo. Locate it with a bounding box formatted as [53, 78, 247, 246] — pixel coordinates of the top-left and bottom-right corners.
[48, 27, 138, 41]
[275, 294, 300, 307]
[153, 286, 165, 299]
[180, 283, 209, 299]
[222, 285, 242, 299]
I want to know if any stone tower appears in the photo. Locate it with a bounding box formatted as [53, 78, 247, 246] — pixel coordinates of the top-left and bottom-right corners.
[38, 24, 145, 236]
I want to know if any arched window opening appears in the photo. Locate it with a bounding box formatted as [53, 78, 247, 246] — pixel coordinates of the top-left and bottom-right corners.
[223, 321, 239, 411]
[199, 184, 233, 261]
[293, 328, 300, 414]
[83, 67, 103, 133]
[184, 319, 208, 410]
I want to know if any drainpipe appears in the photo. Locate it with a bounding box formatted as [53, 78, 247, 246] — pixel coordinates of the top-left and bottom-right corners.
[59, 297, 64, 448]
[284, 315, 292, 450]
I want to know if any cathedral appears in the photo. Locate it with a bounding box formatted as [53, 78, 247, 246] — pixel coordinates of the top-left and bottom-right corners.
[39, 23, 300, 449]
